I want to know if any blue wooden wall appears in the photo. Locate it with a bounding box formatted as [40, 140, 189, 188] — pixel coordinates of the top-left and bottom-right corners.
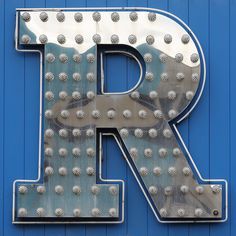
[0, 0, 235, 235]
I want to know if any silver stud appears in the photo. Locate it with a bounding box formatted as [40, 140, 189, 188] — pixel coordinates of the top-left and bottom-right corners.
[161, 73, 168, 82]
[91, 208, 100, 216]
[72, 91, 81, 100]
[153, 166, 162, 176]
[72, 185, 81, 195]
[176, 72, 185, 81]
[129, 147, 138, 158]
[138, 110, 147, 119]
[168, 166, 176, 176]
[45, 91, 54, 101]
[73, 208, 81, 217]
[59, 53, 68, 63]
[195, 185, 204, 194]
[72, 167, 81, 176]
[75, 34, 84, 44]
[59, 129, 68, 138]
[45, 109, 53, 119]
[177, 208, 185, 217]
[212, 185, 221, 194]
[139, 167, 148, 176]
[148, 12, 156, 22]
[134, 128, 143, 138]
[72, 147, 81, 157]
[144, 148, 153, 158]
[180, 185, 189, 194]
[107, 109, 116, 119]
[73, 54, 82, 63]
[40, 12, 48, 22]
[149, 91, 158, 99]
[93, 34, 101, 44]
[57, 34, 66, 44]
[146, 35, 155, 45]
[55, 208, 64, 217]
[59, 91, 67, 100]
[86, 72, 95, 82]
[59, 72, 68, 81]
[128, 34, 137, 44]
[148, 128, 157, 138]
[93, 12, 101, 22]
[109, 208, 117, 217]
[72, 129, 81, 137]
[87, 91, 95, 100]
[131, 91, 140, 99]
[45, 166, 54, 176]
[45, 147, 53, 157]
[192, 73, 199, 82]
[45, 72, 54, 81]
[73, 73, 81, 81]
[164, 186, 173, 196]
[39, 34, 48, 44]
[195, 208, 203, 217]
[18, 208, 27, 217]
[22, 12, 30, 22]
[87, 53, 95, 63]
[175, 53, 183, 63]
[91, 109, 100, 119]
[167, 90, 176, 100]
[86, 128, 94, 137]
[21, 34, 31, 44]
[153, 110, 163, 119]
[164, 34, 172, 44]
[111, 12, 119, 22]
[46, 53, 55, 63]
[186, 91, 194, 100]
[159, 53, 167, 63]
[59, 148, 68, 157]
[129, 11, 138, 21]
[36, 208, 45, 217]
[182, 167, 191, 176]
[109, 186, 118, 195]
[145, 72, 154, 81]
[58, 167, 67, 176]
[168, 109, 177, 119]
[74, 12, 83, 22]
[181, 34, 190, 44]
[37, 185, 46, 194]
[86, 147, 95, 157]
[18, 185, 28, 194]
[148, 186, 158, 195]
[123, 109, 132, 119]
[172, 147, 181, 157]
[55, 185, 64, 194]
[160, 208, 167, 217]
[60, 110, 70, 118]
[111, 34, 119, 44]
[144, 53, 152, 63]
[56, 12, 65, 22]
[91, 185, 100, 195]
[120, 128, 129, 138]
[191, 53, 199, 63]
[158, 148, 167, 158]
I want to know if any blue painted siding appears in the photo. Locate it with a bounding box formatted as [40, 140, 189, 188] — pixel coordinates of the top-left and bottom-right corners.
[0, 0, 235, 236]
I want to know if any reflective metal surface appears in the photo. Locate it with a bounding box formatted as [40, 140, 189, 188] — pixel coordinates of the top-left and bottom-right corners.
[13, 8, 227, 223]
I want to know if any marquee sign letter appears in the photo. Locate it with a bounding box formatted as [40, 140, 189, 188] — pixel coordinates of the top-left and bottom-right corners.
[13, 8, 227, 224]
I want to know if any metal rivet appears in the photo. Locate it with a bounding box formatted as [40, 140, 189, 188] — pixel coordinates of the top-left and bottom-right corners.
[149, 128, 157, 138]
[59, 53, 68, 63]
[180, 185, 189, 194]
[191, 53, 199, 63]
[45, 166, 54, 176]
[59, 91, 67, 100]
[55, 185, 64, 194]
[74, 12, 83, 22]
[22, 12, 30, 22]
[123, 109, 132, 119]
[45, 72, 54, 81]
[168, 109, 177, 119]
[138, 110, 147, 119]
[59, 129, 68, 138]
[148, 12, 156, 22]
[145, 72, 154, 81]
[192, 73, 199, 82]
[213, 209, 219, 216]
[175, 53, 183, 63]
[177, 208, 185, 217]
[72, 167, 81, 176]
[72, 73, 81, 81]
[164, 34, 172, 44]
[161, 73, 168, 82]
[111, 12, 120, 22]
[164, 186, 173, 196]
[159, 148, 167, 158]
[73, 208, 81, 217]
[140, 167, 148, 176]
[129, 147, 138, 158]
[181, 34, 190, 44]
[92, 34, 101, 44]
[60, 110, 70, 118]
[176, 72, 185, 81]
[59, 72, 68, 81]
[40, 12, 48, 22]
[93, 12, 101, 22]
[167, 90, 176, 100]
[57, 34, 66, 44]
[72, 185, 81, 195]
[55, 208, 64, 217]
[159, 53, 167, 63]
[148, 186, 158, 195]
[186, 91, 194, 100]
[195, 185, 204, 194]
[46, 53, 55, 63]
[87, 53, 95, 63]
[146, 35, 154, 45]
[109, 186, 118, 195]
[86, 72, 95, 82]
[172, 147, 181, 157]
[91, 185, 100, 195]
[212, 185, 221, 194]
[75, 34, 84, 44]
[72, 147, 81, 157]
[59, 148, 68, 157]
[58, 167, 67, 176]
[153, 166, 162, 176]
[131, 91, 140, 99]
[120, 128, 129, 138]
[195, 208, 203, 217]
[36, 208, 45, 217]
[72, 129, 81, 137]
[91, 208, 100, 216]
[73, 54, 82, 63]
[144, 53, 152, 63]
[87, 91, 95, 100]
[160, 208, 167, 217]
[86, 147, 95, 157]
[21, 34, 31, 44]
[168, 166, 176, 176]
[72, 91, 81, 100]
[107, 109, 116, 119]
[45, 91, 54, 101]
[111, 34, 119, 44]
[163, 128, 172, 138]
[56, 12, 65, 22]
[86, 128, 94, 137]
[18, 208, 27, 217]
[129, 11, 138, 21]
[182, 167, 191, 176]
[18, 185, 27, 194]
[92, 110, 100, 119]
[134, 128, 143, 138]
[149, 91, 158, 99]
[45, 147, 53, 157]
[109, 208, 117, 217]
[128, 34, 137, 44]
[37, 185, 46, 194]
[153, 110, 163, 119]
[45, 109, 53, 119]
[144, 148, 153, 158]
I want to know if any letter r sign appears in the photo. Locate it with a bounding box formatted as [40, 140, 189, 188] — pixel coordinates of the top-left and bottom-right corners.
[13, 8, 227, 224]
